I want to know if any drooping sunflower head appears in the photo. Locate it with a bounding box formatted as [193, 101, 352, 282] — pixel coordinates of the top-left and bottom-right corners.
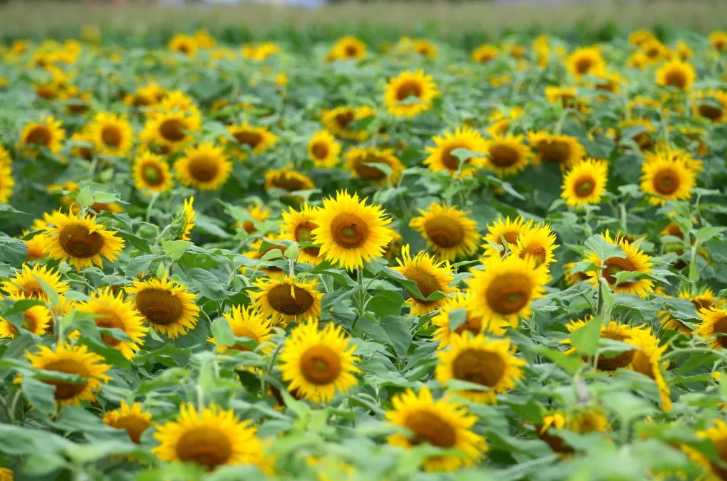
[168, 34, 198, 57]
[692, 89, 727, 123]
[88, 112, 134, 157]
[18, 115, 65, 158]
[436, 332, 526, 403]
[385, 386, 487, 472]
[279, 319, 360, 403]
[393, 245, 455, 316]
[566, 46, 605, 77]
[510, 222, 559, 268]
[529, 132, 586, 169]
[209, 305, 274, 354]
[264, 166, 315, 200]
[485, 134, 532, 177]
[25, 343, 112, 406]
[656, 60, 696, 91]
[472, 44, 499, 63]
[307, 130, 341, 168]
[152, 403, 263, 471]
[695, 307, 727, 350]
[1, 263, 70, 300]
[679, 288, 724, 312]
[174, 142, 232, 191]
[640, 154, 695, 206]
[251, 275, 322, 326]
[384, 70, 440, 118]
[481, 216, 534, 259]
[141, 110, 201, 153]
[561, 158, 608, 207]
[584, 231, 654, 298]
[321, 105, 376, 141]
[133, 151, 173, 194]
[126, 275, 200, 339]
[432, 292, 510, 348]
[328, 36, 367, 61]
[42, 211, 125, 270]
[312, 190, 392, 271]
[344, 146, 404, 184]
[409, 202, 479, 262]
[224, 122, 278, 161]
[0, 295, 52, 338]
[103, 400, 153, 444]
[424, 127, 487, 178]
[280, 204, 323, 265]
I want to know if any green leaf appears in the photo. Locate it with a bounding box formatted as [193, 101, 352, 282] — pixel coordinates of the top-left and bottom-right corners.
[695, 226, 725, 243]
[0, 236, 28, 265]
[585, 234, 626, 261]
[211, 317, 235, 347]
[570, 316, 601, 356]
[380, 316, 412, 357]
[448, 308, 467, 332]
[22, 376, 56, 414]
[368, 291, 404, 319]
[187, 268, 227, 300]
[162, 240, 193, 261]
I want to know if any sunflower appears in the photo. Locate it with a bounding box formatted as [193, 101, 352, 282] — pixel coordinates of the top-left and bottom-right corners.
[693, 420, 727, 481]
[0, 160, 14, 204]
[42, 212, 124, 270]
[485, 134, 532, 177]
[563, 262, 590, 286]
[25, 343, 111, 407]
[566, 46, 605, 77]
[538, 409, 609, 454]
[0, 298, 51, 338]
[412, 39, 438, 58]
[328, 36, 367, 61]
[584, 231, 654, 297]
[156, 90, 201, 117]
[628, 327, 671, 410]
[321, 106, 376, 141]
[393, 245, 455, 316]
[693, 89, 727, 123]
[23, 230, 47, 262]
[656, 60, 696, 91]
[481, 216, 533, 259]
[252, 276, 322, 326]
[124, 82, 165, 108]
[126, 275, 200, 339]
[77, 287, 148, 360]
[224, 122, 277, 161]
[133, 151, 173, 194]
[175, 142, 232, 191]
[384, 70, 440, 118]
[593, 69, 626, 96]
[280, 204, 323, 265]
[486, 108, 523, 137]
[432, 292, 509, 348]
[424, 127, 487, 178]
[242, 42, 281, 61]
[467, 255, 549, 327]
[236, 204, 270, 235]
[279, 319, 360, 403]
[436, 333, 525, 403]
[307, 130, 341, 168]
[69, 129, 95, 161]
[617, 119, 656, 151]
[629, 30, 657, 47]
[679, 288, 724, 311]
[1, 263, 69, 301]
[544, 86, 589, 112]
[561, 158, 608, 207]
[141, 110, 201, 153]
[312, 190, 392, 270]
[640, 155, 695, 206]
[265, 166, 315, 198]
[87, 112, 134, 157]
[409, 202, 479, 262]
[344, 146, 404, 184]
[510, 223, 559, 268]
[562, 319, 644, 371]
[209, 305, 274, 353]
[180, 197, 196, 241]
[153, 403, 262, 471]
[385, 386, 487, 472]
[529, 132, 586, 168]
[104, 400, 152, 445]
[18, 115, 65, 159]
[695, 308, 727, 350]
[0, 468, 12, 481]
[710, 30, 727, 51]
[471, 44, 499, 63]
[168, 34, 197, 57]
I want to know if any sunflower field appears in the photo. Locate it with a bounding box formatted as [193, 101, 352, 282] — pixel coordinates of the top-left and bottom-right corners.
[2, 22, 727, 481]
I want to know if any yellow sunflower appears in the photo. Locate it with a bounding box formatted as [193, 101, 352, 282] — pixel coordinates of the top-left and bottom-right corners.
[617, 118, 656, 151]
[384, 70, 440, 118]
[566, 46, 605, 77]
[133, 151, 173, 194]
[236, 204, 270, 235]
[209, 305, 274, 354]
[307, 130, 341, 168]
[168, 34, 197, 57]
[279, 319, 360, 403]
[344, 146, 404, 184]
[392, 245, 455, 316]
[280, 204, 323, 265]
[692, 420, 727, 481]
[561, 158, 608, 207]
[563, 262, 590, 286]
[562, 319, 644, 372]
[321, 105, 376, 142]
[87, 112, 134, 157]
[242, 41, 281, 61]
[264, 166, 315, 197]
[141, 110, 201, 153]
[23, 230, 47, 262]
[409, 202, 479, 262]
[436, 333, 525, 403]
[695, 308, 727, 350]
[0, 161, 14, 204]
[383, 228, 404, 262]
[126, 275, 200, 339]
[156, 90, 201, 117]
[471, 44, 499, 63]
[124, 82, 165, 108]
[0, 297, 51, 338]
[42, 212, 125, 270]
[328, 36, 367, 61]
[584, 231, 654, 297]
[174, 142, 232, 191]
[224, 122, 278, 161]
[77, 287, 148, 360]
[593, 69, 627, 96]
[693, 89, 727, 123]
[629, 30, 657, 47]
[424, 127, 487, 178]
[180, 197, 195, 241]
[18, 115, 65, 159]
[481, 216, 533, 259]
[385, 386, 487, 472]
[1, 263, 70, 301]
[25, 343, 111, 407]
[69, 129, 95, 161]
[251, 275, 322, 326]
[412, 39, 438, 58]
[432, 292, 509, 348]
[0, 468, 12, 481]
[312, 190, 392, 270]
[529, 132, 586, 168]
[103, 400, 153, 444]
[485, 134, 532, 177]
[628, 327, 671, 411]
[710, 31, 727, 51]
[538, 409, 609, 454]
[679, 288, 724, 311]
[545, 86, 589, 112]
[640, 155, 695, 206]
[467, 254, 550, 327]
[486, 107, 523, 137]
[153, 403, 263, 471]
[656, 60, 696, 91]
[510, 223, 559, 268]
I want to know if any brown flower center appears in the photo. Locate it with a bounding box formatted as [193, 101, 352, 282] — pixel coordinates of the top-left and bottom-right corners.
[93, 309, 125, 347]
[454, 314, 483, 336]
[441, 143, 468, 171]
[698, 103, 723, 122]
[652, 168, 680, 195]
[538, 140, 571, 164]
[176, 426, 232, 471]
[424, 215, 465, 249]
[664, 69, 687, 89]
[188, 155, 219, 182]
[489, 144, 520, 168]
[331, 213, 369, 248]
[595, 331, 635, 371]
[452, 348, 506, 389]
[353, 153, 389, 180]
[42, 359, 89, 401]
[576, 57, 594, 75]
[714, 316, 727, 349]
[270, 173, 307, 192]
[26, 126, 52, 146]
[233, 130, 262, 149]
[142, 163, 164, 186]
[403, 266, 443, 302]
[574, 175, 596, 197]
[334, 111, 355, 129]
[396, 81, 423, 101]
[485, 273, 532, 315]
[59, 224, 105, 259]
[519, 244, 547, 265]
[135, 289, 183, 326]
[267, 284, 315, 316]
[405, 410, 457, 448]
[602, 256, 636, 286]
[345, 45, 359, 57]
[295, 222, 320, 257]
[159, 119, 186, 142]
[311, 142, 329, 159]
[101, 126, 122, 147]
[300, 345, 341, 385]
